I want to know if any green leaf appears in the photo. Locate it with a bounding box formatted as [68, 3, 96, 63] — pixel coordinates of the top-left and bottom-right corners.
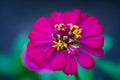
[0, 32, 28, 75]
[18, 71, 39, 80]
[0, 53, 26, 76]
[78, 65, 93, 80]
[38, 72, 51, 80]
[103, 35, 114, 54]
[51, 71, 75, 80]
[0, 54, 13, 75]
[10, 33, 29, 74]
[12, 32, 28, 55]
[96, 60, 120, 80]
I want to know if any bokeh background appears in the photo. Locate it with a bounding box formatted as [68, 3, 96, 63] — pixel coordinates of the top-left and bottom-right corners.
[0, 0, 120, 80]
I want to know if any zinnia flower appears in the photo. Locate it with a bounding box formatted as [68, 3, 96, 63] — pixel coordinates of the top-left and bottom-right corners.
[23, 9, 104, 75]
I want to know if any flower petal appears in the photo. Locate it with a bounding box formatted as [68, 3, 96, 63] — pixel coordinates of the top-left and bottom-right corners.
[44, 46, 56, 60]
[79, 16, 98, 30]
[27, 42, 51, 61]
[24, 54, 52, 72]
[28, 29, 52, 40]
[50, 12, 63, 24]
[48, 17, 55, 25]
[23, 47, 52, 72]
[34, 17, 54, 34]
[79, 13, 88, 22]
[80, 35, 104, 49]
[31, 46, 52, 68]
[63, 55, 78, 75]
[33, 53, 45, 68]
[63, 9, 80, 24]
[23, 49, 41, 71]
[76, 50, 95, 69]
[78, 15, 103, 37]
[81, 24, 103, 37]
[50, 51, 66, 70]
[80, 45, 104, 57]
[29, 38, 52, 47]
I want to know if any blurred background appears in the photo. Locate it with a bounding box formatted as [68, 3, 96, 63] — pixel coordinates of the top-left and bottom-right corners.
[0, 0, 120, 80]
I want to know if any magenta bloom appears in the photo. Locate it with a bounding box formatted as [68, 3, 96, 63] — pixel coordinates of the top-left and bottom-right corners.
[23, 9, 104, 75]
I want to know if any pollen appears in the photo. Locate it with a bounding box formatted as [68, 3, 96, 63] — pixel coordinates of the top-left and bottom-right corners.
[73, 28, 82, 39]
[52, 40, 68, 51]
[54, 23, 64, 28]
[52, 23, 82, 51]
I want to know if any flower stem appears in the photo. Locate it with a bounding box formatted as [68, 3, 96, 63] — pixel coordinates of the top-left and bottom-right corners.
[75, 72, 80, 80]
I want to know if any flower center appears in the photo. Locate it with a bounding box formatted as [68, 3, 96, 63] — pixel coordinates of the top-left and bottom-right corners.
[51, 23, 82, 53]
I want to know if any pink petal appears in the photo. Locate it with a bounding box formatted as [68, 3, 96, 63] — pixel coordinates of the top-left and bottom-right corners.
[50, 51, 66, 70]
[44, 47, 56, 60]
[27, 50, 40, 61]
[30, 46, 52, 68]
[33, 54, 44, 68]
[34, 17, 54, 34]
[79, 16, 98, 30]
[29, 38, 52, 47]
[80, 45, 104, 57]
[24, 54, 52, 72]
[22, 47, 52, 72]
[76, 50, 95, 69]
[27, 42, 51, 61]
[79, 16, 103, 37]
[23, 49, 41, 71]
[63, 9, 80, 24]
[80, 35, 104, 49]
[79, 16, 98, 37]
[79, 13, 88, 22]
[28, 29, 52, 40]
[81, 24, 103, 37]
[50, 12, 63, 24]
[48, 17, 55, 25]
[33, 56, 49, 69]
[63, 55, 78, 75]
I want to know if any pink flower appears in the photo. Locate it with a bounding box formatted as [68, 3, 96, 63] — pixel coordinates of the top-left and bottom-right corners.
[23, 9, 104, 75]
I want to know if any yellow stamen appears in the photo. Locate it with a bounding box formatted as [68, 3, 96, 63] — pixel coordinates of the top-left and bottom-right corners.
[63, 43, 67, 48]
[57, 40, 62, 47]
[67, 23, 82, 40]
[67, 24, 79, 30]
[54, 23, 64, 28]
[54, 24, 58, 28]
[59, 23, 64, 27]
[73, 25, 79, 29]
[67, 23, 73, 30]
[52, 40, 68, 51]
[53, 23, 82, 51]
[73, 28, 82, 39]
[53, 41, 57, 44]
